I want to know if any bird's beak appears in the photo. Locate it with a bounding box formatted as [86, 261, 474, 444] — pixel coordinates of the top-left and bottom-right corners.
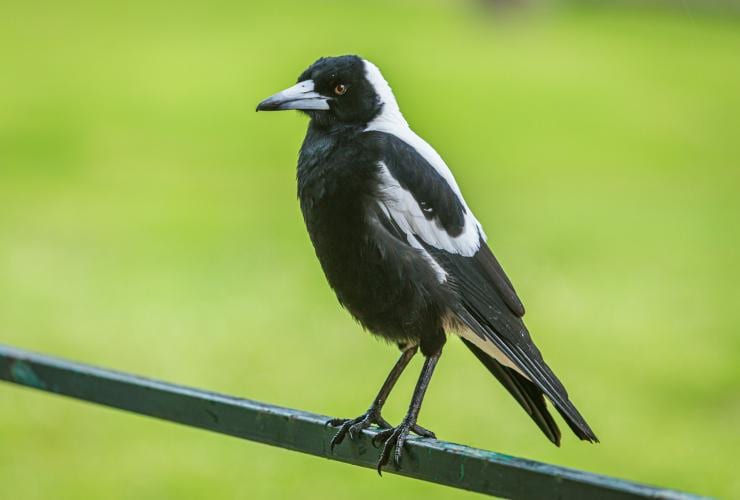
[256, 80, 330, 112]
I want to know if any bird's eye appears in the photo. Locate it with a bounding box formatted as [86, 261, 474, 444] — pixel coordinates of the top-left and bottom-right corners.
[334, 83, 348, 96]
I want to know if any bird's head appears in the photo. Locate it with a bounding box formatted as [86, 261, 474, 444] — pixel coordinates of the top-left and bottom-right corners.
[256, 55, 403, 129]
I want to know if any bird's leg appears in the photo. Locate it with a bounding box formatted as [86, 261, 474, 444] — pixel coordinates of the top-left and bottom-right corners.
[328, 346, 418, 450]
[373, 349, 441, 473]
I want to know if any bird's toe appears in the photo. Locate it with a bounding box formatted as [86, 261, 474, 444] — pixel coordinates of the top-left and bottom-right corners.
[329, 409, 391, 450]
[326, 417, 347, 428]
[376, 424, 411, 474]
[411, 423, 436, 439]
[392, 430, 408, 468]
[329, 420, 353, 450]
[348, 419, 370, 440]
[374, 419, 436, 473]
[375, 414, 393, 429]
[371, 427, 394, 448]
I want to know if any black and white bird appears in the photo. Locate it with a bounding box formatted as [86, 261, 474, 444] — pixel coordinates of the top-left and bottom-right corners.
[257, 55, 598, 471]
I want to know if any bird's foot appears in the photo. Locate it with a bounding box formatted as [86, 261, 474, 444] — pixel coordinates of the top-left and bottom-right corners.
[327, 408, 391, 450]
[372, 418, 436, 474]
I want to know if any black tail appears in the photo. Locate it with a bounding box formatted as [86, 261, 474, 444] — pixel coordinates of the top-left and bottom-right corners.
[462, 339, 562, 445]
[455, 308, 599, 444]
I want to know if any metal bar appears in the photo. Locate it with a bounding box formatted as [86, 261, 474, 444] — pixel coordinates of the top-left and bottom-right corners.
[0, 344, 706, 500]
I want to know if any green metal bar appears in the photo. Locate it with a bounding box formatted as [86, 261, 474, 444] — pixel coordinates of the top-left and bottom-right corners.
[0, 344, 706, 500]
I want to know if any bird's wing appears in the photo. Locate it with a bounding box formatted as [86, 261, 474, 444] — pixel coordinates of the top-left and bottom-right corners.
[431, 244, 598, 442]
[365, 129, 524, 313]
[365, 129, 597, 443]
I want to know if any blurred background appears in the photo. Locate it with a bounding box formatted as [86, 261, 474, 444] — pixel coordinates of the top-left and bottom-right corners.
[1, 0, 739, 498]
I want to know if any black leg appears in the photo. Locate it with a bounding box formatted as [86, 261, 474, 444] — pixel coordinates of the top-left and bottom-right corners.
[328, 346, 418, 449]
[373, 349, 442, 473]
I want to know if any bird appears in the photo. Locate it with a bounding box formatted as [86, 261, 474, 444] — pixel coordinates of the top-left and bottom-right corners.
[256, 55, 598, 472]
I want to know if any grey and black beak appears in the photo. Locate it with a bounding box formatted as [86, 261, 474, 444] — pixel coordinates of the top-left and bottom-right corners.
[256, 80, 330, 112]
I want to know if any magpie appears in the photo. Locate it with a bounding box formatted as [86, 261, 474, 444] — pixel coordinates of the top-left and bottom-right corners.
[257, 55, 598, 472]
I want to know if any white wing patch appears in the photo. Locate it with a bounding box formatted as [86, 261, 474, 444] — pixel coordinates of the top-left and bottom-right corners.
[376, 201, 448, 283]
[363, 59, 484, 257]
[377, 163, 481, 258]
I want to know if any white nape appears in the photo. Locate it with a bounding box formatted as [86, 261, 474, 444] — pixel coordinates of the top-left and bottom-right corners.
[363, 59, 484, 257]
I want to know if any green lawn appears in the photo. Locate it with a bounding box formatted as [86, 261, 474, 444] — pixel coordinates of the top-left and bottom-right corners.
[1, 1, 739, 498]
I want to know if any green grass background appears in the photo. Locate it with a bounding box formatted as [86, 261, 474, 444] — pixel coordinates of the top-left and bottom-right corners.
[1, 1, 739, 498]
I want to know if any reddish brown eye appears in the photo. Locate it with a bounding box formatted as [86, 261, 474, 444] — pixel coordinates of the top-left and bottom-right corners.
[334, 83, 347, 95]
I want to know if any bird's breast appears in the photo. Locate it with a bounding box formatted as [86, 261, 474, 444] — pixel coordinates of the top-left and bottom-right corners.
[295, 129, 450, 342]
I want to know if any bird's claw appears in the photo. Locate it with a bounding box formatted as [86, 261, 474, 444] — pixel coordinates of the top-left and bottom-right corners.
[372, 419, 436, 474]
[328, 409, 391, 450]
